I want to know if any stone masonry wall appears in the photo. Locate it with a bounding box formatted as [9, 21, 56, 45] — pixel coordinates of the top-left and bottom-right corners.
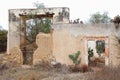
[7, 20, 120, 66]
[51, 24, 120, 66]
[33, 33, 52, 65]
[52, 29, 86, 65]
[8, 7, 69, 54]
[109, 34, 120, 66]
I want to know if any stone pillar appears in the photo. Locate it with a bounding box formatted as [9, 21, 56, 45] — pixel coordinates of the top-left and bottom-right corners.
[84, 40, 88, 65]
[7, 23, 10, 54]
[105, 38, 109, 65]
[7, 22, 21, 54]
[109, 34, 120, 67]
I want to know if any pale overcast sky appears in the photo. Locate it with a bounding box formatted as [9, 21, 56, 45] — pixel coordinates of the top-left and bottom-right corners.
[0, 0, 120, 30]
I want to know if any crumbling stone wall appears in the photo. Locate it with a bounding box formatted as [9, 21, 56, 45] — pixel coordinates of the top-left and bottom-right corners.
[33, 33, 52, 65]
[4, 47, 23, 65]
[52, 29, 86, 65]
[51, 24, 120, 66]
[7, 8, 120, 67]
[7, 7, 69, 54]
[8, 11, 120, 67]
[109, 34, 120, 66]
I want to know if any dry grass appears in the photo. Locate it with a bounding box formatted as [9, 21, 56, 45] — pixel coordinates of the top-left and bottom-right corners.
[0, 68, 50, 80]
[1, 61, 120, 80]
[1, 52, 120, 80]
[0, 53, 86, 80]
[0, 62, 85, 80]
[0, 67, 85, 80]
[87, 66, 120, 80]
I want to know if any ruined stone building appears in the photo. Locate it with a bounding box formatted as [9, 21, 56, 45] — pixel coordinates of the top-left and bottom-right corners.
[7, 7, 120, 67]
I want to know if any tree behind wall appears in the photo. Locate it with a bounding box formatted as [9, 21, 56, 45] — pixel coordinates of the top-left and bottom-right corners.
[25, 2, 52, 45]
[26, 18, 51, 44]
[0, 27, 7, 52]
[33, 1, 45, 9]
[89, 12, 111, 24]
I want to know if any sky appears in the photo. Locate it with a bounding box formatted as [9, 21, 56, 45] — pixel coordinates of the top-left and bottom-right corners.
[0, 0, 120, 30]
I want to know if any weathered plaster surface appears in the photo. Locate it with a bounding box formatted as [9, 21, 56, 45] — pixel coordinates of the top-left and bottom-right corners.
[8, 7, 69, 54]
[7, 8, 120, 66]
[51, 24, 120, 66]
[109, 34, 120, 66]
[9, 7, 69, 24]
[33, 33, 52, 65]
[52, 29, 85, 65]
[6, 47, 23, 64]
[52, 24, 114, 37]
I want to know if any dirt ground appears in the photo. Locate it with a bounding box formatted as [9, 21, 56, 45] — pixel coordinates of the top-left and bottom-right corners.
[0, 53, 102, 80]
[0, 65, 88, 80]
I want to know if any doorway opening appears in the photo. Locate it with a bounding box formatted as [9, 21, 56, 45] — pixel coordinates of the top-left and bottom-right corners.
[19, 13, 54, 65]
[87, 38, 107, 67]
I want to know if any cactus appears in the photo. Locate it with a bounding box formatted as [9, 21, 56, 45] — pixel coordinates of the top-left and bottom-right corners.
[88, 48, 93, 61]
[69, 51, 81, 65]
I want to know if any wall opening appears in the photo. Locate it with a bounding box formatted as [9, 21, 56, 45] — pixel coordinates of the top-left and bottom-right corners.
[19, 13, 54, 65]
[85, 36, 108, 67]
[96, 40, 105, 56]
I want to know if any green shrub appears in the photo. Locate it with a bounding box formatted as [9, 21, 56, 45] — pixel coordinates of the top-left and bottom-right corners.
[26, 18, 51, 43]
[69, 51, 81, 72]
[0, 29, 7, 52]
[96, 40, 105, 55]
[69, 51, 81, 65]
[88, 48, 93, 61]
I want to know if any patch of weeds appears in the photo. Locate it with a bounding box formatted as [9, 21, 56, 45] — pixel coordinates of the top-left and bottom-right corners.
[87, 65, 120, 80]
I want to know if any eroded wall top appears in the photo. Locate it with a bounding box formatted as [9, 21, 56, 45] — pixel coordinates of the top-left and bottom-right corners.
[9, 7, 70, 24]
[52, 23, 115, 37]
